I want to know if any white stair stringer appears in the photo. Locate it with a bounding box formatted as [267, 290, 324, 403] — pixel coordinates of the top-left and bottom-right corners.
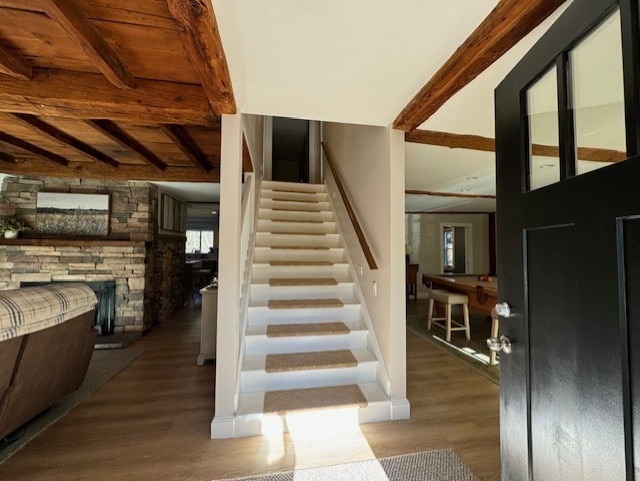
[218, 180, 394, 439]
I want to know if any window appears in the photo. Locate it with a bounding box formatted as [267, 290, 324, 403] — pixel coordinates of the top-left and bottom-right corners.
[443, 227, 454, 272]
[186, 230, 214, 253]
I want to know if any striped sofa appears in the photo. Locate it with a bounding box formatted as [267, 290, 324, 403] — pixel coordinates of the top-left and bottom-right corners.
[0, 284, 98, 440]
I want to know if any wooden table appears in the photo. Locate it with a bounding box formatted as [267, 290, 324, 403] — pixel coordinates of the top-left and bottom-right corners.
[422, 274, 498, 316]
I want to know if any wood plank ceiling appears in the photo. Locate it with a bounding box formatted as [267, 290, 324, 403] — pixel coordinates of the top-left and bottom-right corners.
[0, 0, 249, 182]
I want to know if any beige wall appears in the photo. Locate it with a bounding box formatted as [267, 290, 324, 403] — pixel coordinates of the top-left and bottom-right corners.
[322, 122, 408, 415]
[242, 114, 264, 174]
[405, 213, 491, 297]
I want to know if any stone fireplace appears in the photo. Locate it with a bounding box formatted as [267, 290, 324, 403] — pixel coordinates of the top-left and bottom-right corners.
[0, 176, 187, 333]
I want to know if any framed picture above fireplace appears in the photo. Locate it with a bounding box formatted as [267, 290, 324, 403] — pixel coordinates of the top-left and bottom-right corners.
[36, 192, 110, 237]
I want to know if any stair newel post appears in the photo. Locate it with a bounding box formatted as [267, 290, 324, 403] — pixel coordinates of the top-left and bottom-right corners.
[212, 113, 244, 438]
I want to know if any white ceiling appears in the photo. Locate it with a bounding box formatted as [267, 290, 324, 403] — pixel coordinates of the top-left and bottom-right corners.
[151, 182, 220, 203]
[213, 0, 500, 126]
[405, 2, 573, 212]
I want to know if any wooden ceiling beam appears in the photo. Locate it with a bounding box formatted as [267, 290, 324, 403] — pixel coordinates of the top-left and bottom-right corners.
[406, 189, 496, 199]
[0, 132, 69, 166]
[0, 43, 32, 80]
[407, 129, 626, 163]
[7, 113, 119, 168]
[0, 69, 215, 126]
[0, 157, 219, 182]
[167, 0, 236, 115]
[394, 0, 565, 132]
[407, 130, 495, 152]
[86, 120, 167, 171]
[0, 152, 16, 164]
[160, 124, 211, 173]
[39, 0, 134, 90]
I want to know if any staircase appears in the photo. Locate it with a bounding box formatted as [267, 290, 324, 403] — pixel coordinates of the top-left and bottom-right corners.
[233, 180, 392, 437]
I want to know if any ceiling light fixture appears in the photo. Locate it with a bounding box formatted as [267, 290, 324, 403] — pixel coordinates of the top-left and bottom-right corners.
[466, 176, 478, 180]
[540, 164, 555, 169]
[461, 189, 470, 192]
[211, 211, 217, 215]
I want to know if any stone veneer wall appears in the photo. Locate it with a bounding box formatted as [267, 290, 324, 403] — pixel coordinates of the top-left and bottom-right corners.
[155, 235, 186, 324]
[0, 242, 149, 331]
[0, 176, 160, 332]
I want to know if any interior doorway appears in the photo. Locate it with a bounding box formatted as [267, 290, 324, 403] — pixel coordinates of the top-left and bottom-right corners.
[439, 223, 473, 273]
[272, 117, 309, 183]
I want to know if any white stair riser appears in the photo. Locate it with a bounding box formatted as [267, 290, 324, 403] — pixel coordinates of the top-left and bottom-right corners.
[240, 363, 377, 393]
[252, 264, 349, 280]
[254, 247, 345, 263]
[261, 181, 325, 193]
[244, 331, 368, 355]
[227, 400, 393, 439]
[250, 283, 354, 301]
[260, 199, 331, 211]
[259, 209, 333, 222]
[248, 304, 361, 325]
[257, 220, 337, 234]
[262, 190, 328, 202]
[256, 233, 341, 248]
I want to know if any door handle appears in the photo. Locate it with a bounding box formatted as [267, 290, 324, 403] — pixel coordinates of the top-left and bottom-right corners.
[487, 335, 512, 354]
[494, 302, 512, 317]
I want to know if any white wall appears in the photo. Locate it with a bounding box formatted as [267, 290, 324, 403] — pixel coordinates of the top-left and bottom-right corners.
[242, 114, 264, 173]
[405, 213, 490, 297]
[322, 122, 408, 417]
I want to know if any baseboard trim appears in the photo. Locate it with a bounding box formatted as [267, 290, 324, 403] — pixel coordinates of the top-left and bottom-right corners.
[391, 398, 411, 420]
[211, 415, 235, 439]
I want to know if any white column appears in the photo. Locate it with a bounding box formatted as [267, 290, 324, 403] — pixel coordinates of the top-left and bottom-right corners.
[211, 113, 243, 438]
[388, 127, 410, 419]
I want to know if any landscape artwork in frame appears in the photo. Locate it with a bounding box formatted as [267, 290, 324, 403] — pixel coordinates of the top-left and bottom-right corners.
[36, 193, 110, 236]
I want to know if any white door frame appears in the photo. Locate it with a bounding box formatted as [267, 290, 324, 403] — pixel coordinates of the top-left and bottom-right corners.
[439, 222, 473, 274]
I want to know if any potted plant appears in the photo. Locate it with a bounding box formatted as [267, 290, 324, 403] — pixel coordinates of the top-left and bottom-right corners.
[0, 216, 29, 239]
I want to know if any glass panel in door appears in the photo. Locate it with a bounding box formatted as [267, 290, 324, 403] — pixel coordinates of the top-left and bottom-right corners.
[570, 9, 626, 175]
[527, 67, 560, 190]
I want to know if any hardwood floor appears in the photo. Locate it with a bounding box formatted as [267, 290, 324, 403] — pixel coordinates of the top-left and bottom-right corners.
[0, 300, 500, 481]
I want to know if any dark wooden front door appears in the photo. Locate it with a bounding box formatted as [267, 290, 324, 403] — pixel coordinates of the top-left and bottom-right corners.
[496, 0, 640, 479]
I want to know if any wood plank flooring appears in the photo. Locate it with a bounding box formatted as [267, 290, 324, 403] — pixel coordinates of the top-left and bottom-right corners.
[0, 300, 499, 481]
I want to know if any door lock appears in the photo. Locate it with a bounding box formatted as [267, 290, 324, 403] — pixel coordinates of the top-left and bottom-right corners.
[487, 335, 512, 354]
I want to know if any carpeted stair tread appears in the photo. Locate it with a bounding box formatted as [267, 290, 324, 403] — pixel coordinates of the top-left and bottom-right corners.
[271, 188, 323, 194]
[265, 349, 357, 372]
[269, 245, 330, 250]
[268, 277, 338, 286]
[266, 322, 350, 337]
[268, 298, 344, 309]
[269, 219, 325, 223]
[271, 208, 323, 212]
[263, 384, 367, 414]
[271, 198, 320, 203]
[268, 231, 327, 235]
[268, 260, 333, 266]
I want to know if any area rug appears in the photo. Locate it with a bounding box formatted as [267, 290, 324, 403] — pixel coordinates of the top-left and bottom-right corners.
[407, 311, 499, 385]
[214, 449, 478, 481]
[0, 346, 144, 463]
